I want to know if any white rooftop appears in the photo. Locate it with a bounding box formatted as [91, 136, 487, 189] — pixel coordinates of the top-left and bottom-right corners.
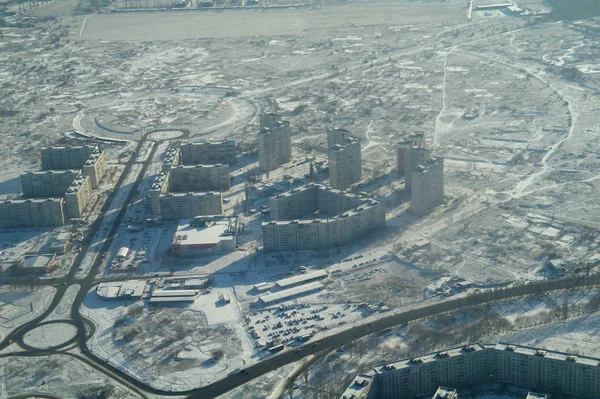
[97, 280, 146, 299]
[275, 270, 328, 288]
[172, 217, 236, 246]
[258, 281, 325, 305]
[22, 254, 54, 269]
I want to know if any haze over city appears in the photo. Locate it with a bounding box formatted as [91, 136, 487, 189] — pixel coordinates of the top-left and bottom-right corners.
[1, 0, 600, 398]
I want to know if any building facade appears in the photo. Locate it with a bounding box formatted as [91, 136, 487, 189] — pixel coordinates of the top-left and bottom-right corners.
[162, 146, 181, 172]
[64, 174, 93, 219]
[341, 343, 600, 399]
[41, 145, 97, 170]
[82, 148, 108, 188]
[263, 184, 385, 251]
[404, 147, 430, 189]
[258, 121, 292, 172]
[179, 141, 236, 165]
[327, 127, 353, 149]
[329, 137, 362, 190]
[171, 216, 238, 256]
[159, 192, 223, 220]
[0, 198, 65, 227]
[397, 133, 425, 175]
[259, 112, 282, 130]
[20, 170, 81, 198]
[410, 157, 444, 215]
[169, 164, 230, 192]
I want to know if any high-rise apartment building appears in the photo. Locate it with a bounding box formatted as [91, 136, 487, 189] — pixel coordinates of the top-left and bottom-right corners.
[162, 146, 181, 172]
[179, 141, 236, 165]
[404, 147, 430, 189]
[64, 174, 93, 219]
[329, 137, 361, 190]
[341, 342, 600, 399]
[159, 192, 223, 220]
[258, 121, 292, 172]
[397, 133, 425, 175]
[41, 145, 97, 170]
[82, 149, 108, 188]
[411, 157, 444, 215]
[262, 184, 385, 250]
[327, 127, 352, 149]
[169, 164, 230, 192]
[20, 170, 81, 198]
[0, 198, 65, 227]
[259, 112, 282, 130]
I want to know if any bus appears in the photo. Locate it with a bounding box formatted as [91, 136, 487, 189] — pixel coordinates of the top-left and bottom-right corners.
[269, 344, 284, 353]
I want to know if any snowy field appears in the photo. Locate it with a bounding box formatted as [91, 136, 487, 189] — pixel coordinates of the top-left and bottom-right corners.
[0, 286, 56, 341]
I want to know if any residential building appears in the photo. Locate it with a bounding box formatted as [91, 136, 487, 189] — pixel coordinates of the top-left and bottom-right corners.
[404, 147, 430, 189]
[411, 157, 444, 215]
[0, 198, 65, 227]
[169, 164, 230, 192]
[159, 192, 223, 220]
[327, 127, 352, 149]
[259, 112, 282, 130]
[329, 137, 361, 190]
[397, 133, 425, 175]
[270, 184, 362, 220]
[150, 172, 170, 215]
[258, 121, 292, 172]
[64, 174, 93, 219]
[179, 141, 236, 165]
[341, 343, 600, 399]
[171, 216, 238, 256]
[432, 387, 458, 399]
[161, 146, 181, 172]
[41, 145, 97, 170]
[20, 170, 81, 198]
[82, 149, 108, 188]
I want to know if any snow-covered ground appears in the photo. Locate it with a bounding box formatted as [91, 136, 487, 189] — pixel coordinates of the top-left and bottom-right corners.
[0, 286, 56, 341]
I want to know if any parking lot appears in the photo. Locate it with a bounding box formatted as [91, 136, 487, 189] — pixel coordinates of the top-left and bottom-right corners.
[247, 303, 379, 350]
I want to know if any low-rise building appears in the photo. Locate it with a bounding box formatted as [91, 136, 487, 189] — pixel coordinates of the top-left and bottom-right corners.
[432, 387, 457, 399]
[64, 174, 93, 219]
[274, 270, 328, 290]
[179, 141, 236, 165]
[257, 281, 325, 306]
[17, 253, 57, 275]
[82, 149, 108, 188]
[172, 216, 238, 256]
[20, 170, 81, 198]
[0, 198, 65, 227]
[48, 232, 70, 254]
[96, 280, 147, 300]
[169, 164, 230, 192]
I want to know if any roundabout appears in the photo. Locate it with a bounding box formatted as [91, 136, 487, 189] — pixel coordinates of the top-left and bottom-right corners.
[21, 321, 79, 351]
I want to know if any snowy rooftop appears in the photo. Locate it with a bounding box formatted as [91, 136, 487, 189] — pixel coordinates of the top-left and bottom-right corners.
[275, 270, 328, 288]
[97, 280, 146, 299]
[22, 254, 54, 270]
[339, 373, 373, 399]
[172, 217, 237, 246]
[258, 281, 325, 305]
[494, 342, 600, 366]
[152, 289, 198, 297]
[374, 344, 487, 373]
[526, 393, 547, 399]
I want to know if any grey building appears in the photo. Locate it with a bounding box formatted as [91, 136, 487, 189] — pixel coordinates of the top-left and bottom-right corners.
[179, 141, 236, 165]
[329, 137, 361, 190]
[64, 174, 93, 219]
[327, 127, 353, 149]
[397, 133, 425, 175]
[258, 121, 292, 173]
[82, 149, 108, 188]
[169, 164, 230, 192]
[20, 170, 81, 198]
[411, 157, 444, 215]
[41, 145, 97, 170]
[404, 147, 430, 189]
[159, 192, 223, 220]
[0, 198, 65, 227]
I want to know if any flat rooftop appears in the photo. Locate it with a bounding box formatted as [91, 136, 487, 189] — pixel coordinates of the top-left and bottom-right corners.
[340, 374, 373, 399]
[22, 254, 54, 269]
[494, 342, 600, 367]
[258, 281, 325, 305]
[172, 217, 236, 246]
[275, 270, 328, 288]
[97, 280, 147, 299]
[152, 289, 198, 297]
[374, 344, 487, 374]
